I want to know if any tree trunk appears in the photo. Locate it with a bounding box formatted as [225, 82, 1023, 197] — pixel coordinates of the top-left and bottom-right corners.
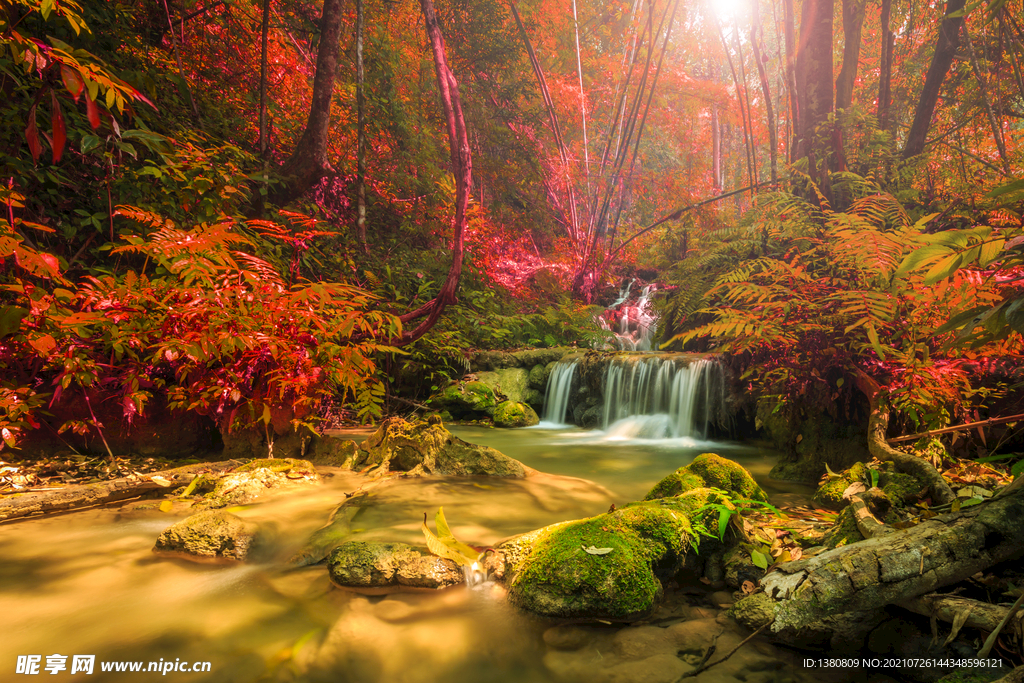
[272, 0, 345, 204]
[902, 0, 966, 159]
[783, 0, 800, 163]
[712, 103, 722, 191]
[835, 0, 865, 111]
[751, 2, 778, 182]
[749, 483, 1024, 641]
[963, 26, 1011, 174]
[795, 0, 834, 195]
[258, 0, 270, 158]
[877, 0, 894, 130]
[392, 0, 472, 345]
[356, 0, 368, 246]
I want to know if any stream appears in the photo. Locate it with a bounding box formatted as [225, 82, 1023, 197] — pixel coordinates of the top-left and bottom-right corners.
[2, 425, 843, 683]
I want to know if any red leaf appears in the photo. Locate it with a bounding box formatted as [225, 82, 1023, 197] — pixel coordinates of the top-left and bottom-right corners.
[86, 93, 100, 131]
[61, 65, 84, 102]
[26, 104, 42, 162]
[51, 92, 66, 163]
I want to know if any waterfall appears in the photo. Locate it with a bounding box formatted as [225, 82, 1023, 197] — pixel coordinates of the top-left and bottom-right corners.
[542, 360, 578, 425]
[601, 356, 725, 439]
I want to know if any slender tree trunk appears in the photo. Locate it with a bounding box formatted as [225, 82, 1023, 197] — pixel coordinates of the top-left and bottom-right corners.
[718, 17, 755, 190]
[392, 0, 472, 345]
[963, 26, 1011, 174]
[356, 0, 367, 246]
[751, 2, 778, 182]
[783, 0, 799, 163]
[258, 0, 270, 158]
[273, 0, 345, 204]
[572, 0, 590, 197]
[734, 23, 758, 185]
[835, 0, 865, 111]
[712, 103, 722, 191]
[902, 0, 966, 159]
[877, 0, 894, 130]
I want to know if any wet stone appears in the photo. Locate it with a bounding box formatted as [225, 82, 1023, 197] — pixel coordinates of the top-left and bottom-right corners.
[543, 625, 593, 651]
[611, 625, 677, 660]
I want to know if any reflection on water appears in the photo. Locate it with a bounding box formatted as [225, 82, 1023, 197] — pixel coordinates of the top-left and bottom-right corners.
[1, 427, 813, 683]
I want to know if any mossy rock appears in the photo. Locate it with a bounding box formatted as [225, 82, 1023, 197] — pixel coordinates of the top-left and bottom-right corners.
[728, 592, 776, 630]
[823, 506, 865, 548]
[309, 437, 359, 467]
[506, 499, 698, 620]
[354, 417, 527, 477]
[476, 368, 530, 403]
[327, 541, 462, 590]
[197, 458, 320, 508]
[493, 401, 540, 428]
[812, 462, 923, 510]
[644, 453, 767, 503]
[429, 380, 499, 419]
[528, 363, 550, 390]
[153, 510, 265, 561]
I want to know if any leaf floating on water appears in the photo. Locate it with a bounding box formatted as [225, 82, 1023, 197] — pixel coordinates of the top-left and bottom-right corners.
[159, 500, 173, 513]
[582, 545, 614, 555]
[421, 508, 478, 566]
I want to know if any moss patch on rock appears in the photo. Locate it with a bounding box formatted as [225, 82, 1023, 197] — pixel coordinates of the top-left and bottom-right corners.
[196, 458, 320, 508]
[644, 453, 767, 503]
[812, 461, 925, 510]
[476, 368, 530, 404]
[506, 499, 698, 620]
[354, 417, 527, 477]
[327, 541, 462, 590]
[493, 401, 540, 428]
[728, 592, 776, 630]
[429, 381, 499, 419]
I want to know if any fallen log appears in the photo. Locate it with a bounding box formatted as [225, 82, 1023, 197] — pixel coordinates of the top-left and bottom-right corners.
[0, 460, 242, 523]
[898, 593, 1024, 635]
[747, 483, 1024, 641]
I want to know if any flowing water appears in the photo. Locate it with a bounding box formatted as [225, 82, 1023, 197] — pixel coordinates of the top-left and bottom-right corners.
[1, 426, 817, 683]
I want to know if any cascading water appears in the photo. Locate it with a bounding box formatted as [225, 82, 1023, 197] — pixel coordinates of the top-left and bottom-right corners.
[603, 356, 725, 440]
[597, 281, 659, 351]
[541, 360, 578, 425]
[541, 354, 727, 440]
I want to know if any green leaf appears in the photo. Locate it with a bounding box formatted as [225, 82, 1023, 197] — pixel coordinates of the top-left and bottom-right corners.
[866, 323, 886, 360]
[421, 509, 477, 566]
[923, 252, 963, 285]
[582, 546, 614, 555]
[750, 549, 769, 569]
[0, 306, 29, 338]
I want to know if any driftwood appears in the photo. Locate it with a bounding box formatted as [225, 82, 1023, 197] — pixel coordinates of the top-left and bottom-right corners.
[0, 460, 241, 523]
[753, 483, 1024, 640]
[898, 593, 1024, 635]
[854, 370, 956, 506]
[994, 666, 1024, 683]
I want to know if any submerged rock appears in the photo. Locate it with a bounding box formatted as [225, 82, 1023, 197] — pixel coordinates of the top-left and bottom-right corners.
[327, 541, 463, 590]
[153, 509, 264, 561]
[644, 452, 768, 502]
[493, 400, 540, 428]
[354, 417, 527, 477]
[197, 457, 320, 509]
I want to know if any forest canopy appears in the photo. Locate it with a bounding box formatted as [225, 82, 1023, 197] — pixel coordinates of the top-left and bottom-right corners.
[1, 0, 1022, 457]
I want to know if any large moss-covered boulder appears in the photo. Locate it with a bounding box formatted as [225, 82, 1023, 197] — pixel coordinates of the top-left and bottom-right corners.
[528, 363, 550, 390]
[644, 453, 768, 502]
[153, 510, 265, 561]
[354, 416, 527, 477]
[428, 380, 499, 420]
[505, 494, 734, 621]
[493, 401, 540, 428]
[327, 541, 463, 590]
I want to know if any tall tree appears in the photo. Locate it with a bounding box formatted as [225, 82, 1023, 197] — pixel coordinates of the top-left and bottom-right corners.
[356, 0, 367, 246]
[273, 0, 345, 204]
[751, 0, 778, 182]
[877, 0, 894, 130]
[902, 0, 966, 159]
[794, 0, 834, 193]
[835, 0, 866, 112]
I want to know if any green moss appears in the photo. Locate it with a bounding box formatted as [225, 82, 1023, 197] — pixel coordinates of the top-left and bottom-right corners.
[812, 462, 869, 509]
[644, 453, 767, 502]
[879, 471, 920, 505]
[493, 401, 540, 428]
[507, 501, 694, 620]
[823, 506, 864, 548]
[728, 592, 776, 630]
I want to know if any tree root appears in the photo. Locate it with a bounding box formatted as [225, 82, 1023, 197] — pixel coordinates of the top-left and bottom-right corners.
[853, 369, 956, 506]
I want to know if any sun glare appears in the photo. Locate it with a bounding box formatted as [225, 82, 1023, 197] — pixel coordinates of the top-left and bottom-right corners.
[712, 0, 746, 20]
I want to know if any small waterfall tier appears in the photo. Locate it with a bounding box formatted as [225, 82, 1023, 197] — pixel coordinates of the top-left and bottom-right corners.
[542, 360, 578, 425]
[603, 356, 725, 439]
[541, 353, 727, 439]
